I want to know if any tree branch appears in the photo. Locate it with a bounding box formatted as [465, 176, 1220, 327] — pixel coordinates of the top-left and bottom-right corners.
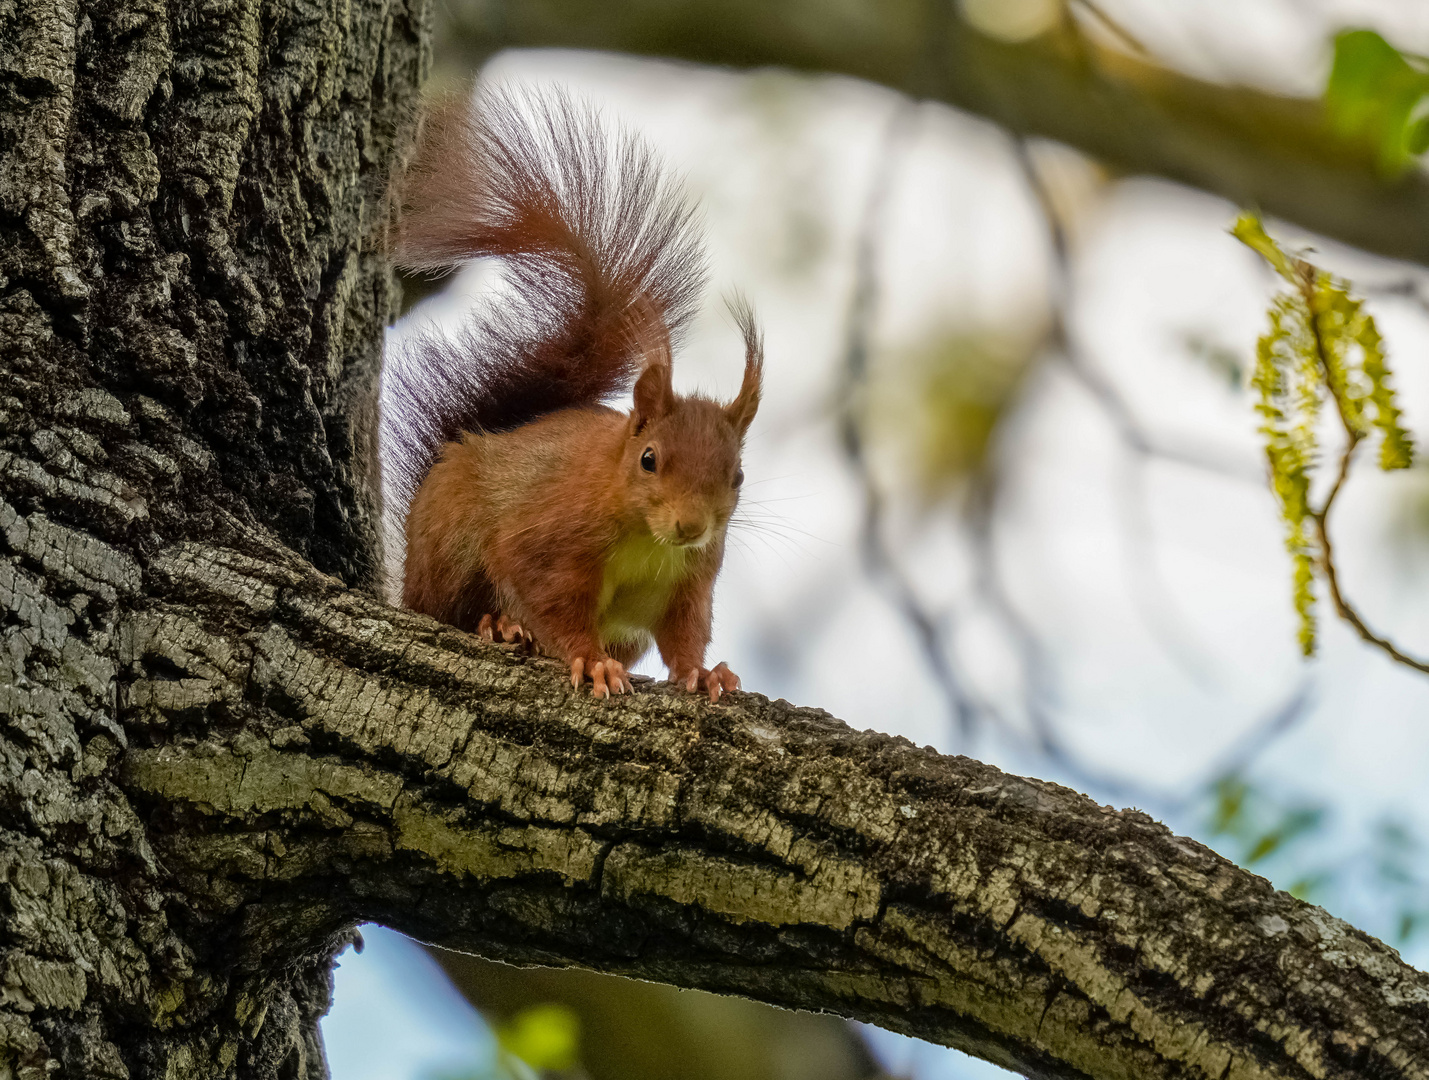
[440, 0, 1429, 267]
[118, 533, 1429, 1080]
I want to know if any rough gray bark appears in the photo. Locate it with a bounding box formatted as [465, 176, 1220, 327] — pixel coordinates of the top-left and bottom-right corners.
[3, 0, 1429, 1079]
[0, 0, 426, 1070]
[440, 0, 1429, 268]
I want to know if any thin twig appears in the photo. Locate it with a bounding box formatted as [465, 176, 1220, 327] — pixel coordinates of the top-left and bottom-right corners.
[1183, 679, 1316, 804]
[1113, 449, 1223, 688]
[967, 467, 1315, 809]
[1313, 510, 1429, 673]
[1070, 0, 1151, 56]
[962, 471, 1076, 765]
[967, 462, 1314, 809]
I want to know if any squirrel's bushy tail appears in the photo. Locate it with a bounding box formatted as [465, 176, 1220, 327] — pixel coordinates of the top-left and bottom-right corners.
[380, 86, 706, 596]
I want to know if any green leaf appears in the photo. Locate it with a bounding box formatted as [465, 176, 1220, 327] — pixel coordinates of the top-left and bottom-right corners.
[1210, 776, 1247, 835]
[1287, 876, 1326, 901]
[1245, 807, 1324, 864]
[1408, 111, 1429, 155]
[1245, 832, 1281, 864]
[496, 1004, 580, 1072]
[1325, 29, 1429, 175]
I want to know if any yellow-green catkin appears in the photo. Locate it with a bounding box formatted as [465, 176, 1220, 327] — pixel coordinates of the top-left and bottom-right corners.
[1233, 213, 1414, 655]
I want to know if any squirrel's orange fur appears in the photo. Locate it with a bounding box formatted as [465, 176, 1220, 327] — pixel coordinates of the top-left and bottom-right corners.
[386, 87, 762, 700]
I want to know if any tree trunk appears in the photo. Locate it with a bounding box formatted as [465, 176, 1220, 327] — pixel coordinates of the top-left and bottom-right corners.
[0, 0, 426, 1070]
[2, 2, 1428, 1080]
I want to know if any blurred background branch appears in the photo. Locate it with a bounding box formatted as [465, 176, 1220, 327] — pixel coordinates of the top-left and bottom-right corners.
[836, 103, 986, 747]
[430, 950, 893, 1080]
[434, 0, 1429, 266]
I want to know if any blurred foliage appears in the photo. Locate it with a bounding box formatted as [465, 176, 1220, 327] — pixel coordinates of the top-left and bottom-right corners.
[430, 1058, 527, 1080]
[1371, 818, 1429, 943]
[870, 330, 1038, 502]
[1206, 774, 1326, 896]
[429, 1064, 507, 1080]
[1325, 29, 1429, 177]
[428, 1003, 581, 1080]
[429, 949, 888, 1080]
[1202, 775, 1429, 946]
[736, 73, 834, 280]
[958, 0, 1062, 44]
[1180, 331, 1246, 391]
[497, 1005, 581, 1073]
[1233, 214, 1413, 655]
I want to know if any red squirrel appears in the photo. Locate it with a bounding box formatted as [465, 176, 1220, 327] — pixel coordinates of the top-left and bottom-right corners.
[383, 87, 761, 701]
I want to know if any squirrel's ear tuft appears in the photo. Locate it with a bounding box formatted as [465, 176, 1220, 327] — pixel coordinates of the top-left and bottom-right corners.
[632, 361, 675, 433]
[724, 299, 763, 436]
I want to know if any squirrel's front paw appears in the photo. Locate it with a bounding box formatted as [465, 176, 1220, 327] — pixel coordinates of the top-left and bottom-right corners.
[680, 662, 740, 704]
[570, 655, 634, 699]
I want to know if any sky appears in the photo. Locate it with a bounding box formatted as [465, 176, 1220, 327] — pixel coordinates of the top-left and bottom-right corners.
[330, 5, 1429, 1077]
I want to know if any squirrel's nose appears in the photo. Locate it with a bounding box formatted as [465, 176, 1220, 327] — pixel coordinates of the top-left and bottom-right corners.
[674, 519, 705, 543]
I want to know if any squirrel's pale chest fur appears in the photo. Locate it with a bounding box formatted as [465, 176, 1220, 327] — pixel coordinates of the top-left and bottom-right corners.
[597, 533, 696, 647]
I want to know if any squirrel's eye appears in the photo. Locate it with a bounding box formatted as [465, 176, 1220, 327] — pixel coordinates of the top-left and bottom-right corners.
[733, 467, 744, 488]
[640, 447, 657, 473]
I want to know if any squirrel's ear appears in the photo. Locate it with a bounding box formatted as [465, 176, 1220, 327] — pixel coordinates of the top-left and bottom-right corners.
[723, 301, 763, 436]
[632, 361, 674, 433]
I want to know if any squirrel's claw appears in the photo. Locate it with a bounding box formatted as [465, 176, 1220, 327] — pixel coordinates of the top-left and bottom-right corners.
[495, 615, 526, 644]
[610, 659, 634, 695]
[681, 662, 740, 703]
[571, 656, 633, 698]
[711, 662, 739, 700]
[593, 658, 633, 697]
[479, 613, 529, 648]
